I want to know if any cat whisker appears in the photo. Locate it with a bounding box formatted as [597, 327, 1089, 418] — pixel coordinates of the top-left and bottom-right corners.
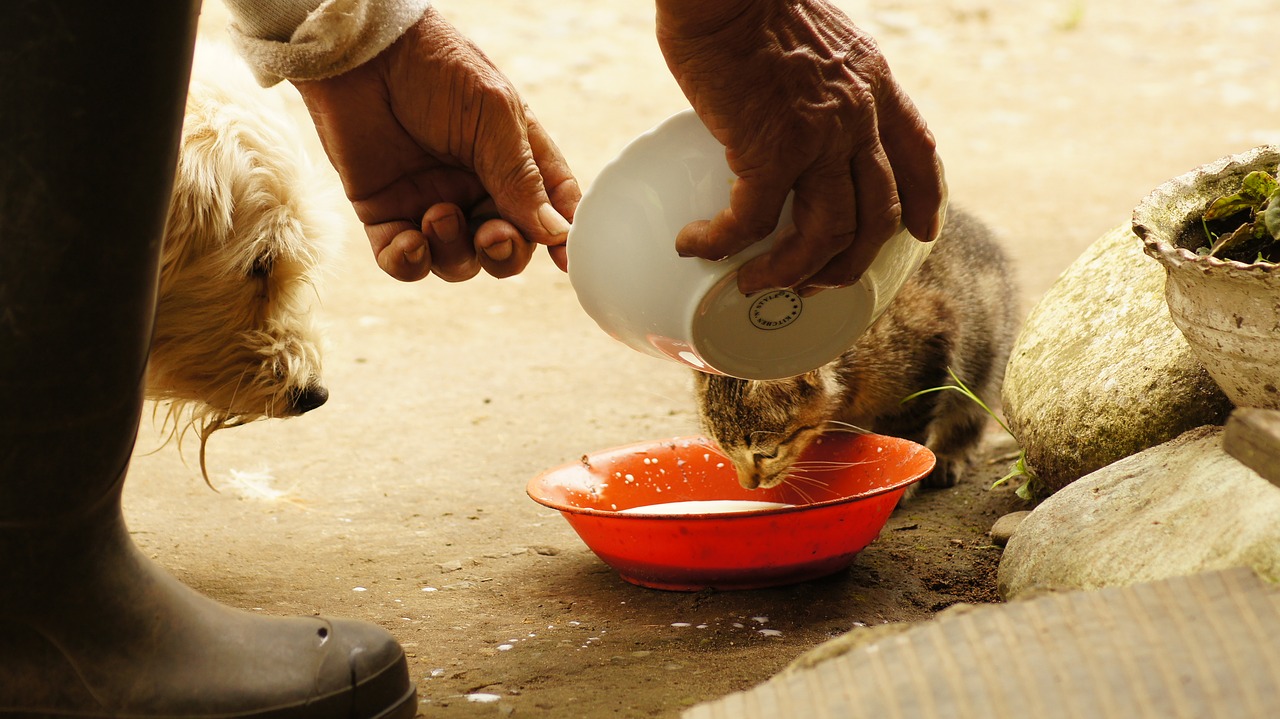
[820, 420, 872, 435]
[780, 472, 840, 501]
[790, 459, 870, 466]
[785, 476, 832, 491]
[781, 479, 816, 504]
[788, 459, 877, 471]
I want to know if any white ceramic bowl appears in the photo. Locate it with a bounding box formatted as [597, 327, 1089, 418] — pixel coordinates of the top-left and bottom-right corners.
[568, 109, 939, 380]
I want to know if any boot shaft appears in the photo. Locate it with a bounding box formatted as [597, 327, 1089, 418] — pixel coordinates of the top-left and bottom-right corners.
[0, 1, 201, 525]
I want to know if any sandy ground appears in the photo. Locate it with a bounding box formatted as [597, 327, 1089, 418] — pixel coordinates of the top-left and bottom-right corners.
[124, 0, 1280, 716]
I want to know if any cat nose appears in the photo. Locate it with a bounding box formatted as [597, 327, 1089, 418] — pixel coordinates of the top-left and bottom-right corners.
[289, 383, 329, 414]
[739, 474, 761, 490]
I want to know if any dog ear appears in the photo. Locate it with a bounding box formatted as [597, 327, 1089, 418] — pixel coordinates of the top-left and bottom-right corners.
[161, 124, 231, 297]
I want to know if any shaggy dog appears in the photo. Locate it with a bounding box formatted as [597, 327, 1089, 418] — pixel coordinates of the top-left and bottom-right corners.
[149, 41, 338, 481]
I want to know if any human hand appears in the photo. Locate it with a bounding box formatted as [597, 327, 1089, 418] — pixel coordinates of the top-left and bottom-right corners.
[292, 7, 579, 282]
[656, 0, 945, 295]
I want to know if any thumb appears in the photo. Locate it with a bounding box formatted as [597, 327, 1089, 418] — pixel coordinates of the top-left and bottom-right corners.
[474, 122, 571, 248]
[676, 169, 795, 262]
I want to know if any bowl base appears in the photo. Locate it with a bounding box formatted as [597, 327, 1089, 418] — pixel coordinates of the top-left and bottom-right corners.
[613, 553, 862, 592]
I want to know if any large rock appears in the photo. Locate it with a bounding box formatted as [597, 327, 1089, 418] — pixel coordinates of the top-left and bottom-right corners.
[1002, 223, 1232, 498]
[998, 425, 1280, 600]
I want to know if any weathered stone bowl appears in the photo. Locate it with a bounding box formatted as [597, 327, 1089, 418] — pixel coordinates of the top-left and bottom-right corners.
[1132, 145, 1280, 410]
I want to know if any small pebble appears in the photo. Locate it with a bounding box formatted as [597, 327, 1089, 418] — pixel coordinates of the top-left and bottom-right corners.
[990, 510, 1033, 547]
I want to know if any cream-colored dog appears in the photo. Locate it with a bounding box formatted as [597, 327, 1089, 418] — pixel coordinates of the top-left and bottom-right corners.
[148, 41, 338, 479]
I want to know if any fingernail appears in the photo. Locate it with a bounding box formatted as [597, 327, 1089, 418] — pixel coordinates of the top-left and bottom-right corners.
[404, 243, 426, 264]
[537, 203, 571, 239]
[427, 209, 461, 241]
[484, 239, 513, 262]
[549, 244, 569, 272]
[798, 285, 821, 298]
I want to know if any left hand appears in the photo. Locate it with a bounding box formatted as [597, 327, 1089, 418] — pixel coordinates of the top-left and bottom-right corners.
[292, 7, 579, 283]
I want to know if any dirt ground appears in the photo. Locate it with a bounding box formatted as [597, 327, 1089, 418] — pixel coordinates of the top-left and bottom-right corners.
[124, 1, 1280, 716]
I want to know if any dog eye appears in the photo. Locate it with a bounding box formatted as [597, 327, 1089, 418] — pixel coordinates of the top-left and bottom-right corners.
[250, 254, 273, 278]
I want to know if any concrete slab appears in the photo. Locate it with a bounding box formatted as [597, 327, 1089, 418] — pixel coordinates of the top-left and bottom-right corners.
[686, 568, 1280, 719]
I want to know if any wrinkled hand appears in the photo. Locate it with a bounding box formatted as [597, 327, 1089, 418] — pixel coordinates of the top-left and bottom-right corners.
[293, 7, 579, 282]
[656, 0, 945, 295]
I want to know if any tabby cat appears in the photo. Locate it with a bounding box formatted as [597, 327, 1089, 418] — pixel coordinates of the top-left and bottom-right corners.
[693, 207, 1018, 495]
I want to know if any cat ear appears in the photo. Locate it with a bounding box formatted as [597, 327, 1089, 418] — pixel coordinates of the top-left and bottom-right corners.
[812, 366, 843, 398]
[788, 367, 836, 398]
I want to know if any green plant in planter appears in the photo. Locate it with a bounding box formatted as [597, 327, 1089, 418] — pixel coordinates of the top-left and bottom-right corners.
[902, 368, 1035, 500]
[1198, 169, 1280, 263]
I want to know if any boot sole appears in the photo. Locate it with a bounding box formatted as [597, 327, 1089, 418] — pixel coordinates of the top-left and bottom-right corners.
[0, 688, 417, 719]
[372, 685, 418, 719]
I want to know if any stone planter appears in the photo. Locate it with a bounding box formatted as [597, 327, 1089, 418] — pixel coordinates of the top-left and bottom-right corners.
[1132, 146, 1280, 410]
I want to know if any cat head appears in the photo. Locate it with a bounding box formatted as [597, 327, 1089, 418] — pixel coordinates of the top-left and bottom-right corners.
[693, 368, 843, 489]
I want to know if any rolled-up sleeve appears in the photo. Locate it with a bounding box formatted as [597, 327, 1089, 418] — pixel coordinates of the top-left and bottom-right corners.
[223, 0, 432, 86]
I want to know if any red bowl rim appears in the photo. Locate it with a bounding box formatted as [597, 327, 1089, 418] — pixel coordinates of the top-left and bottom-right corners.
[526, 434, 934, 519]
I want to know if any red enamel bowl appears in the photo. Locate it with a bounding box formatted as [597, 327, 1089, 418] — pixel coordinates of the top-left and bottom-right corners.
[527, 433, 935, 591]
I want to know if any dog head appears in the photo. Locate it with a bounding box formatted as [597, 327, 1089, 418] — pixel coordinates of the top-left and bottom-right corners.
[148, 42, 339, 479]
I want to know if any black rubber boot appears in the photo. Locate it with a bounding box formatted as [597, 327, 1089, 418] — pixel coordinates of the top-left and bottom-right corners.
[0, 500, 416, 718]
[0, 3, 416, 717]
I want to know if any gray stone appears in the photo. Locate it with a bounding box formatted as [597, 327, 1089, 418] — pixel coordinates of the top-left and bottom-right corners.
[998, 425, 1280, 600]
[1002, 223, 1232, 498]
[989, 510, 1031, 547]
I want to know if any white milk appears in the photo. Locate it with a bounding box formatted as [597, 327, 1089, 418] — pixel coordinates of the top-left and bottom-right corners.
[618, 500, 795, 515]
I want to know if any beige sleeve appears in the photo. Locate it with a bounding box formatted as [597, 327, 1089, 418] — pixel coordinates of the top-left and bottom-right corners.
[223, 0, 432, 87]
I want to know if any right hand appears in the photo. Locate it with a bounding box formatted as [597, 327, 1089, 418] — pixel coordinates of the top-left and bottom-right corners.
[656, 0, 945, 296]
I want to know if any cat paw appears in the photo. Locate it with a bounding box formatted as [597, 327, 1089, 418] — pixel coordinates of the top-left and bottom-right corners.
[921, 458, 964, 488]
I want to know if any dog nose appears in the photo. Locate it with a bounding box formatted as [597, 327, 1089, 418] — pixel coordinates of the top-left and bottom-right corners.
[290, 384, 329, 414]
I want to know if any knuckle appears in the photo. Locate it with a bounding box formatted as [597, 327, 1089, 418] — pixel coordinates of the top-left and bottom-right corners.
[870, 201, 904, 232]
[737, 211, 783, 240]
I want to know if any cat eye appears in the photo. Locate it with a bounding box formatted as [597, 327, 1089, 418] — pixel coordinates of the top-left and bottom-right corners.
[776, 426, 813, 449]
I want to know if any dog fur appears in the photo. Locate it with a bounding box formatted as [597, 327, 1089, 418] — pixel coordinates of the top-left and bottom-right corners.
[149, 41, 338, 480]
